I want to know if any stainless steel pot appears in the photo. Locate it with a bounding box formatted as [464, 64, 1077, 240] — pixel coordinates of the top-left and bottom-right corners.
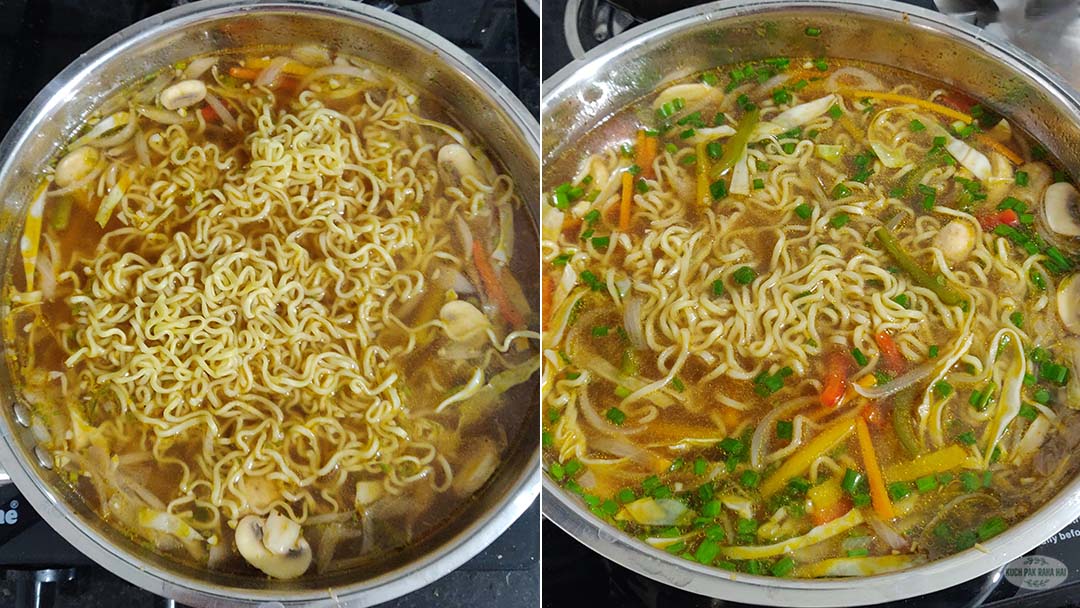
[542, 1, 1080, 605]
[0, 1, 540, 606]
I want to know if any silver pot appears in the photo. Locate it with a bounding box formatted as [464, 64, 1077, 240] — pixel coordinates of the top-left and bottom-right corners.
[0, 1, 540, 605]
[542, 1, 1080, 605]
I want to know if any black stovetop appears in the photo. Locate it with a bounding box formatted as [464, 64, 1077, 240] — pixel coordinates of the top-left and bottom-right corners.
[0, 1, 538, 607]
[541, 1, 1080, 607]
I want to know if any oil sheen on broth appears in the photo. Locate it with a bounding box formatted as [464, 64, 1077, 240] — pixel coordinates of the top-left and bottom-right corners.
[6, 46, 539, 579]
[542, 56, 1080, 578]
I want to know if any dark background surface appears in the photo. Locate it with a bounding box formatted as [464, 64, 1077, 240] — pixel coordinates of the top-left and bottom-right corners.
[0, 0, 539, 606]
[540, 1, 1080, 608]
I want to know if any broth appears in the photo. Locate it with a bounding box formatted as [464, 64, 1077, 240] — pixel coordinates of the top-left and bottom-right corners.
[6, 46, 539, 579]
[542, 56, 1080, 578]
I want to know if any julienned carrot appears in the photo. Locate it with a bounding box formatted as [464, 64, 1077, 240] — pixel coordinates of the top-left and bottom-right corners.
[855, 416, 895, 520]
[634, 130, 657, 178]
[820, 349, 848, 409]
[619, 171, 633, 232]
[472, 240, 525, 329]
[844, 89, 973, 124]
[542, 273, 554, 328]
[228, 66, 260, 80]
[975, 133, 1024, 165]
[874, 330, 905, 373]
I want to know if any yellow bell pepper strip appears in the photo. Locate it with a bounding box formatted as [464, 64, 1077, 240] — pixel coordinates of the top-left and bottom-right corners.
[719, 508, 864, 560]
[20, 182, 47, 292]
[883, 444, 970, 483]
[761, 412, 857, 498]
[619, 172, 633, 232]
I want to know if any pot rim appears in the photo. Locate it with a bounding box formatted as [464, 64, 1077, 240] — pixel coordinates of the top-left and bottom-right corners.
[540, 1, 1080, 605]
[0, 1, 539, 605]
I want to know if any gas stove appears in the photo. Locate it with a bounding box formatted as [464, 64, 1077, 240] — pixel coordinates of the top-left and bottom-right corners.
[541, 1, 1080, 607]
[0, 1, 539, 607]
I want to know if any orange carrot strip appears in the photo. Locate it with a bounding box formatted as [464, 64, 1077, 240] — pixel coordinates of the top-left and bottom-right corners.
[635, 130, 657, 178]
[975, 133, 1024, 165]
[874, 330, 905, 373]
[473, 240, 525, 329]
[855, 416, 895, 520]
[542, 273, 554, 328]
[228, 66, 260, 80]
[619, 171, 633, 232]
[845, 89, 973, 124]
[820, 350, 848, 409]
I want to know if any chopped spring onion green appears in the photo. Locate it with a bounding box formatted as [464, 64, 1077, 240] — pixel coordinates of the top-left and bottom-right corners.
[733, 266, 757, 285]
[740, 470, 761, 489]
[776, 420, 794, 440]
[841, 468, 864, 494]
[805, 26, 822, 37]
[887, 481, 912, 501]
[915, 474, 938, 493]
[591, 325, 609, 337]
[795, 203, 813, 219]
[934, 380, 954, 398]
[1018, 403, 1038, 421]
[830, 213, 850, 228]
[832, 183, 852, 199]
[712, 279, 725, 296]
[1015, 170, 1029, 186]
[851, 348, 869, 367]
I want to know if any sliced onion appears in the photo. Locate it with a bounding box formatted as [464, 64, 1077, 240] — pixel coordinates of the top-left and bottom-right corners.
[590, 436, 662, 468]
[135, 71, 173, 104]
[35, 251, 56, 302]
[623, 296, 646, 349]
[868, 515, 909, 551]
[134, 129, 151, 167]
[94, 117, 136, 148]
[455, 215, 474, 255]
[254, 56, 291, 88]
[852, 360, 935, 400]
[299, 65, 375, 91]
[136, 105, 188, 125]
[827, 67, 884, 93]
[203, 91, 237, 131]
[182, 56, 218, 80]
[69, 112, 130, 149]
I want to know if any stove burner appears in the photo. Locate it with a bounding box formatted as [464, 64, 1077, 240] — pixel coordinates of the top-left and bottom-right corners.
[563, 0, 637, 59]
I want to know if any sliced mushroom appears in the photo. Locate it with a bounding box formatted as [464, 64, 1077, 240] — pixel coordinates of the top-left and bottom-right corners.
[235, 513, 312, 579]
[160, 79, 207, 110]
[439, 299, 490, 347]
[933, 220, 976, 264]
[55, 146, 100, 188]
[1043, 182, 1080, 237]
[1057, 273, 1080, 334]
[438, 144, 483, 186]
[452, 438, 499, 496]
